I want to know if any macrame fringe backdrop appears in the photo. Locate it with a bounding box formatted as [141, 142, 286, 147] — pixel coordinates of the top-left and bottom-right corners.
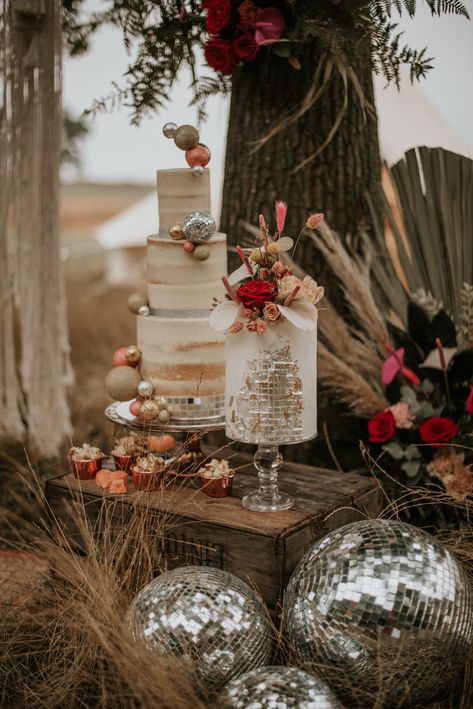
[0, 0, 72, 457]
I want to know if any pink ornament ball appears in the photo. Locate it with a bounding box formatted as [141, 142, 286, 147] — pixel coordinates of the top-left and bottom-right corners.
[113, 347, 129, 367]
[185, 144, 211, 168]
[183, 241, 195, 253]
[129, 398, 143, 417]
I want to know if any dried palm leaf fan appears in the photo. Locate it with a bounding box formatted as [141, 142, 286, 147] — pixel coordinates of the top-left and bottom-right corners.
[368, 147, 473, 347]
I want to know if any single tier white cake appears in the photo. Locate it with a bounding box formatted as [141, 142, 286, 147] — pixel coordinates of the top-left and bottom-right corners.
[137, 168, 227, 419]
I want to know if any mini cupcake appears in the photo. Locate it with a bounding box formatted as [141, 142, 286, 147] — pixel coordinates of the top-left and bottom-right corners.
[69, 444, 105, 480]
[112, 433, 148, 472]
[132, 454, 166, 491]
[198, 459, 235, 498]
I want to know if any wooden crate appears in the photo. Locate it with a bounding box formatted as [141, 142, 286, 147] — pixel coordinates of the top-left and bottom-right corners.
[46, 453, 382, 607]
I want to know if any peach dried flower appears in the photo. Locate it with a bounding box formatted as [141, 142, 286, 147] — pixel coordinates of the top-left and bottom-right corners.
[229, 321, 244, 333]
[388, 401, 415, 430]
[306, 212, 324, 229]
[263, 302, 281, 321]
[271, 261, 286, 277]
[256, 319, 267, 334]
[278, 275, 302, 301]
[300, 276, 324, 305]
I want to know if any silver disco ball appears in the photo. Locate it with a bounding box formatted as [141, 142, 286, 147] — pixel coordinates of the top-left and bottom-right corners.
[127, 566, 273, 689]
[283, 519, 473, 707]
[183, 210, 216, 243]
[220, 666, 344, 708]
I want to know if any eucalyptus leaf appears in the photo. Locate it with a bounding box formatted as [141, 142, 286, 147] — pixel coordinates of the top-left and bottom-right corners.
[405, 444, 421, 460]
[418, 401, 435, 419]
[401, 460, 421, 478]
[421, 379, 434, 394]
[383, 441, 405, 460]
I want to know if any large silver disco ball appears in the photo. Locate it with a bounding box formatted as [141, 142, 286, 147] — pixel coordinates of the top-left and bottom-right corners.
[183, 210, 216, 243]
[220, 666, 344, 708]
[284, 519, 473, 707]
[127, 566, 273, 689]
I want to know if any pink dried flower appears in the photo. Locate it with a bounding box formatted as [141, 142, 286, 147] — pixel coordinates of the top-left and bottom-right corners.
[306, 212, 324, 229]
[259, 214, 268, 233]
[427, 448, 465, 478]
[278, 274, 302, 301]
[271, 261, 286, 277]
[246, 321, 257, 332]
[256, 319, 267, 334]
[258, 268, 269, 280]
[275, 200, 287, 233]
[242, 307, 259, 320]
[255, 7, 285, 46]
[229, 321, 244, 333]
[300, 276, 324, 305]
[388, 401, 415, 430]
[263, 302, 280, 322]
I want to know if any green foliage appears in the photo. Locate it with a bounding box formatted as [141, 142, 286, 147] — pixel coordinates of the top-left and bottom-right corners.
[62, 1, 469, 122]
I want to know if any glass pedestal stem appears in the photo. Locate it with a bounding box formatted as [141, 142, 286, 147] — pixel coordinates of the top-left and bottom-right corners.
[242, 444, 294, 512]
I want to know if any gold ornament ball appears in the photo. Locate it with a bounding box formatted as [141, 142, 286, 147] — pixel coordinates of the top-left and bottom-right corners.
[158, 409, 170, 424]
[266, 242, 280, 254]
[140, 400, 160, 421]
[169, 224, 184, 240]
[173, 124, 199, 151]
[105, 366, 141, 401]
[156, 397, 168, 410]
[128, 292, 148, 314]
[125, 345, 141, 365]
[193, 245, 211, 261]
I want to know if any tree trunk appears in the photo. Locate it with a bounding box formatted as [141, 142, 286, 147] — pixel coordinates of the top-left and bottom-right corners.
[0, 0, 72, 457]
[220, 42, 382, 467]
[221, 41, 382, 253]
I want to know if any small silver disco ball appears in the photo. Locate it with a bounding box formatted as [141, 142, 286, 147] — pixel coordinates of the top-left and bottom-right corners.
[183, 211, 216, 244]
[283, 519, 473, 707]
[220, 666, 343, 708]
[127, 566, 273, 689]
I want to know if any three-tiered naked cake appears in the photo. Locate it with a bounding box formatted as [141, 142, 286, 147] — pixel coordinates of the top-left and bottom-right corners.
[136, 167, 227, 420]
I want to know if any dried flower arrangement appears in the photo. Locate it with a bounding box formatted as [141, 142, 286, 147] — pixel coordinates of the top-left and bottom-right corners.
[111, 434, 148, 458]
[69, 443, 104, 461]
[198, 459, 235, 479]
[210, 202, 324, 335]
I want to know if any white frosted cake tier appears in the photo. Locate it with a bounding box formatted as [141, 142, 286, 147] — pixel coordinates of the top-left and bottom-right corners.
[146, 231, 226, 309]
[137, 314, 225, 398]
[225, 320, 317, 445]
[157, 167, 211, 231]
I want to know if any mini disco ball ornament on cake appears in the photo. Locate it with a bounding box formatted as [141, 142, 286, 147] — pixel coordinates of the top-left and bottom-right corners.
[127, 566, 273, 689]
[283, 519, 473, 707]
[220, 666, 344, 709]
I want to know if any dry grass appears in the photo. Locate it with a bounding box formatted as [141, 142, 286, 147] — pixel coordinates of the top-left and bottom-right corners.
[0, 283, 472, 708]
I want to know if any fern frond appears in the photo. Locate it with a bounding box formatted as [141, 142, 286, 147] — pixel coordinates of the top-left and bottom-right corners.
[459, 282, 473, 346]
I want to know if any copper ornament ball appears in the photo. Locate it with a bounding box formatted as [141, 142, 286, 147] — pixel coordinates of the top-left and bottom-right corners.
[105, 365, 141, 401]
[125, 345, 141, 365]
[169, 224, 184, 240]
[183, 241, 195, 253]
[185, 143, 211, 168]
[173, 124, 199, 151]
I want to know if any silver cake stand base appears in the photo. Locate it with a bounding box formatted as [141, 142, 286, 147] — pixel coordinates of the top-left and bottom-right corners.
[105, 401, 225, 434]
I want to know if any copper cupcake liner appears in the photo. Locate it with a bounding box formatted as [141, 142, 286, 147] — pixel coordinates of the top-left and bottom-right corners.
[199, 475, 234, 498]
[132, 466, 164, 492]
[70, 456, 104, 480]
[112, 454, 137, 473]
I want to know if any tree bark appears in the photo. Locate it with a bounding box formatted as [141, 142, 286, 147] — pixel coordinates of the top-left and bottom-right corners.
[221, 41, 382, 252]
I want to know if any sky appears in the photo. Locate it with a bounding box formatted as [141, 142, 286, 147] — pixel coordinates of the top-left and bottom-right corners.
[63, 1, 473, 202]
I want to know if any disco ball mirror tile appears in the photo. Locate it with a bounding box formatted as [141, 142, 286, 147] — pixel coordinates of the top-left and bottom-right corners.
[283, 519, 473, 707]
[220, 666, 344, 708]
[127, 566, 273, 689]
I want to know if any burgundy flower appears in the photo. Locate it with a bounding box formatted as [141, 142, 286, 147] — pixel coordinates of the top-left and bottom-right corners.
[205, 0, 232, 34]
[419, 417, 459, 447]
[466, 385, 473, 415]
[233, 32, 261, 61]
[254, 7, 285, 46]
[237, 0, 259, 29]
[204, 39, 236, 74]
[236, 279, 277, 310]
[368, 410, 396, 444]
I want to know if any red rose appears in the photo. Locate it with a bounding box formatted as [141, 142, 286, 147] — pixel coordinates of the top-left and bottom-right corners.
[233, 32, 261, 61]
[419, 417, 459, 446]
[205, 0, 231, 34]
[466, 386, 473, 415]
[368, 410, 396, 443]
[237, 0, 259, 29]
[204, 39, 236, 74]
[237, 279, 277, 310]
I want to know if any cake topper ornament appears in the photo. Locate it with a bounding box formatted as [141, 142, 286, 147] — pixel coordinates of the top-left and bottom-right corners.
[162, 121, 211, 177]
[183, 211, 216, 243]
